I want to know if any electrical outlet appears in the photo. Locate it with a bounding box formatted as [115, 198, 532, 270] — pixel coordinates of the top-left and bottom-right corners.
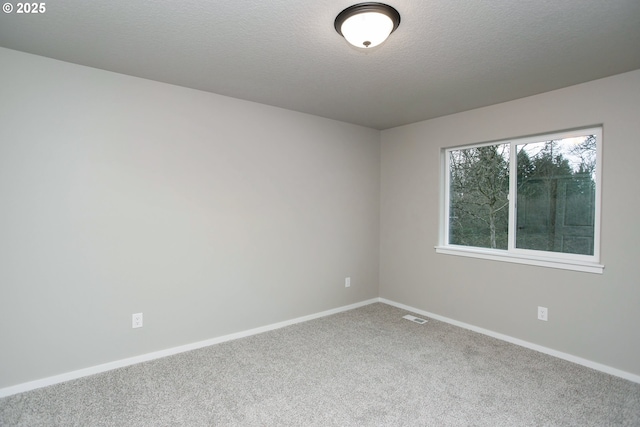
[132, 313, 143, 328]
[537, 306, 548, 321]
[345, 277, 351, 288]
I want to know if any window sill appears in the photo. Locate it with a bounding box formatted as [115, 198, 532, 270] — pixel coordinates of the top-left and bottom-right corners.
[435, 246, 604, 274]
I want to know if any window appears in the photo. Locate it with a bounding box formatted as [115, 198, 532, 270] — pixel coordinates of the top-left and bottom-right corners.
[437, 127, 603, 273]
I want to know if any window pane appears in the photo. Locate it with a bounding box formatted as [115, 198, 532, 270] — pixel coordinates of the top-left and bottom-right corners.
[449, 144, 510, 249]
[516, 135, 596, 255]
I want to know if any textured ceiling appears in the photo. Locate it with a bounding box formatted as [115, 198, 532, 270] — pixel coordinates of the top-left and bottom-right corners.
[1, 0, 640, 130]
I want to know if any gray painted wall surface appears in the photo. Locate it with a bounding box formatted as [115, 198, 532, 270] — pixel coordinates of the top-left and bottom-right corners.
[0, 48, 381, 388]
[380, 70, 640, 376]
[1, 45, 639, 389]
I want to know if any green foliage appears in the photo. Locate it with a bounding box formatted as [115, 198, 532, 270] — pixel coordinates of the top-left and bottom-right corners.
[516, 139, 596, 254]
[449, 137, 596, 254]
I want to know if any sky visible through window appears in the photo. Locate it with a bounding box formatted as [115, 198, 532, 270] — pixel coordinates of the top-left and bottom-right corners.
[518, 135, 597, 181]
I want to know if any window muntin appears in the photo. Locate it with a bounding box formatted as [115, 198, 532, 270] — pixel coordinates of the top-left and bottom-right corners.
[441, 127, 602, 272]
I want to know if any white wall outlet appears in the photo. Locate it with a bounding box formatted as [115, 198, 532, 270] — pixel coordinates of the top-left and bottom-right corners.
[132, 313, 143, 328]
[345, 277, 351, 288]
[537, 306, 548, 321]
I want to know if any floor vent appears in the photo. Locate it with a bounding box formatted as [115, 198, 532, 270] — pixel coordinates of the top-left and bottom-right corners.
[403, 314, 428, 324]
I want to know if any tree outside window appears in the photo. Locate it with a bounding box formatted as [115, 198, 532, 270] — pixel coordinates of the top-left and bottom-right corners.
[442, 127, 601, 271]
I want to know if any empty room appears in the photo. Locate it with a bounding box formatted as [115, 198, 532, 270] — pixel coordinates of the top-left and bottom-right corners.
[1, 1, 639, 425]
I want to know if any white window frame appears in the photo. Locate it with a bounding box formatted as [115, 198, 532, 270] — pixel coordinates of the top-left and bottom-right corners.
[436, 127, 604, 274]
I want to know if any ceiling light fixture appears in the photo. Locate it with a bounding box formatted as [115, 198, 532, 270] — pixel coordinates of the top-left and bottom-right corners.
[334, 2, 401, 49]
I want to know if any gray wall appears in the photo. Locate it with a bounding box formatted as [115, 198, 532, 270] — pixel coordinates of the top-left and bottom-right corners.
[380, 70, 640, 376]
[2, 45, 639, 390]
[0, 48, 381, 388]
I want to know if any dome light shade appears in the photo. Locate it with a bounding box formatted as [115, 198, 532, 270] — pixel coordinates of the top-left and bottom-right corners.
[335, 3, 400, 49]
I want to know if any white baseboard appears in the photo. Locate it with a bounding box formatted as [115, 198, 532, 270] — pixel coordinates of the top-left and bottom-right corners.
[379, 297, 640, 384]
[0, 298, 379, 398]
[4, 296, 636, 398]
